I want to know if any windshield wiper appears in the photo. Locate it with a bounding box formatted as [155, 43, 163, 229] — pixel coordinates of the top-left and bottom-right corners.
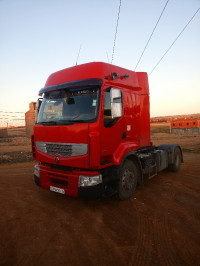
[39, 120, 75, 125]
[56, 120, 75, 125]
[37, 119, 86, 126]
[67, 119, 85, 123]
[37, 121, 58, 125]
[58, 119, 86, 124]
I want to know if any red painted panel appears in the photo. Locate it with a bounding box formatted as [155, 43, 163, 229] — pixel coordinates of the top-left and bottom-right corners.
[33, 62, 152, 195]
[34, 123, 89, 168]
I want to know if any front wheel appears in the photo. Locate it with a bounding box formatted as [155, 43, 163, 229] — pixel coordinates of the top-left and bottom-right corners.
[117, 160, 139, 201]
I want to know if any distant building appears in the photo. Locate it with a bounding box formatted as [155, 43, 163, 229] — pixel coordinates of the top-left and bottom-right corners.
[171, 119, 200, 134]
[25, 102, 36, 136]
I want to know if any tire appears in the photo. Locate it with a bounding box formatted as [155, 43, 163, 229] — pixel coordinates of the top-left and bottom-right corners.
[168, 147, 181, 172]
[117, 159, 139, 201]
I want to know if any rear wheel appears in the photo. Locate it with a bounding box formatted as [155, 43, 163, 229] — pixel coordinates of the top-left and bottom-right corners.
[117, 160, 139, 200]
[168, 147, 181, 172]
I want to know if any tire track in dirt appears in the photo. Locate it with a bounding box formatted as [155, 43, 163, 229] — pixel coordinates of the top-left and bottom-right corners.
[126, 166, 200, 265]
[0, 153, 200, 265]
[65, 200, 138, 265]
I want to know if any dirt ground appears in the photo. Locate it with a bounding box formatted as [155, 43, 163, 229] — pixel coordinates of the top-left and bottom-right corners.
[0, 126, 200, 265]
[0, 128, 32, 163]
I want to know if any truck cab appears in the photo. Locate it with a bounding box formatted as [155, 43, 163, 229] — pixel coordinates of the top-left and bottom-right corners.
[32, 62, 182, 200]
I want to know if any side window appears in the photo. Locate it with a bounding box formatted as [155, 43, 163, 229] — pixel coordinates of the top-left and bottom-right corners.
[104, 88, 122, 127]
[104, 91, 111, 118]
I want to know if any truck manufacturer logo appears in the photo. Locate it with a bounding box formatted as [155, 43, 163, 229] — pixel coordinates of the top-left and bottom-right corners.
[55, 156, 60, 164]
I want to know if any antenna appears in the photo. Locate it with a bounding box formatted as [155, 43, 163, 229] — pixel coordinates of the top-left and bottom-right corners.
[111, 0, 122, 64]
[75, 44, 82, 66]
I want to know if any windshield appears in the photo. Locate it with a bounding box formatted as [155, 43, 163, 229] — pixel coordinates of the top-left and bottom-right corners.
[37, 86, 100, 125]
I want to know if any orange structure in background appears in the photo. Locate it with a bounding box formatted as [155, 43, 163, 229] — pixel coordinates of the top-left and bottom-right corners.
[171, 119, 200, 134]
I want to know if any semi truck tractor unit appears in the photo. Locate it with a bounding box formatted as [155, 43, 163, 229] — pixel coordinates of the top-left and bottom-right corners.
[32, 62, 183, 200]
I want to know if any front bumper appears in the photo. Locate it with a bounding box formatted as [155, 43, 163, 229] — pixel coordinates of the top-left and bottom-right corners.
[34, 164, 103, 199]
[78, 183, 102, 199]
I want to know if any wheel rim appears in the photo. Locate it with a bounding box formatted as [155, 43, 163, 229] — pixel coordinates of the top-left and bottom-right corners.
[122, 169, 136, 191]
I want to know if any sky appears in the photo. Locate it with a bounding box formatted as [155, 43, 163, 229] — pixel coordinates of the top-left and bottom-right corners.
[0, 0, 200, 126]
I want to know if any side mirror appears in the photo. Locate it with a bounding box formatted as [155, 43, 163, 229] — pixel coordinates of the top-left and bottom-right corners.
[110, 88, 122, 119]
[35, 98, 43, 122]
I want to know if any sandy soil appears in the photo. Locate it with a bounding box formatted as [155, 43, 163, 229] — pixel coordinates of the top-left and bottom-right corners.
[0, 128, 32, 163]
[151, 133, 200, 153]
[0, 126, 200, 265]
[0, 126, 199, 164]
[0, 153, 199, 265]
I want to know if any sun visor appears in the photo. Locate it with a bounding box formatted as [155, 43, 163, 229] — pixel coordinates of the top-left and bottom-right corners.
[39, 78, 103, 96]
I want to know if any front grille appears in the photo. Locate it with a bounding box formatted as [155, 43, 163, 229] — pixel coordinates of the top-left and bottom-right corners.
[46, 143, 72, 157]
[50, 164, 73, 172]
[47, 172, 68, 179]
[51, 178, 68, 187]
[36, 141, 87, 158]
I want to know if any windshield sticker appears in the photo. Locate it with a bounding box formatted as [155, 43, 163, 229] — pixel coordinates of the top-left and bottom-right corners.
[92, 99, 97, 106]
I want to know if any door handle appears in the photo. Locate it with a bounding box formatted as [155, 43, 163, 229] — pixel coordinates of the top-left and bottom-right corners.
[122, 131, 126, 139]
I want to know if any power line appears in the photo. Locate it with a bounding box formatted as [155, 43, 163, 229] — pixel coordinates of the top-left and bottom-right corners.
[1, 111, 24, 113]
[111, 0, 122, 64]
[149, 7, 200, 76]
[134, 0, 170, 71]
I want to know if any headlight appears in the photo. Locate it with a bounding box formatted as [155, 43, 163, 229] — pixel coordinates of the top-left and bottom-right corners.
[79, 175, 102, 187]
[34, 165, 40, 178]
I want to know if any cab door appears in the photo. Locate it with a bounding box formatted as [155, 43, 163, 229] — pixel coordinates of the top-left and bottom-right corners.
[100, 87, 125, 165]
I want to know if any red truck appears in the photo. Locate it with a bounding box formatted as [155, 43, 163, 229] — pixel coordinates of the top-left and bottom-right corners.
[32, 62, 183, 200]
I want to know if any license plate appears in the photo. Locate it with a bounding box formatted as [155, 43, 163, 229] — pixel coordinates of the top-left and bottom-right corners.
[50, 186, 65, 194]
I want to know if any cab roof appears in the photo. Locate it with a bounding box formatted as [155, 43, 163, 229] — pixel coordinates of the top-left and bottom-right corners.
[41, 62, 149, 95]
